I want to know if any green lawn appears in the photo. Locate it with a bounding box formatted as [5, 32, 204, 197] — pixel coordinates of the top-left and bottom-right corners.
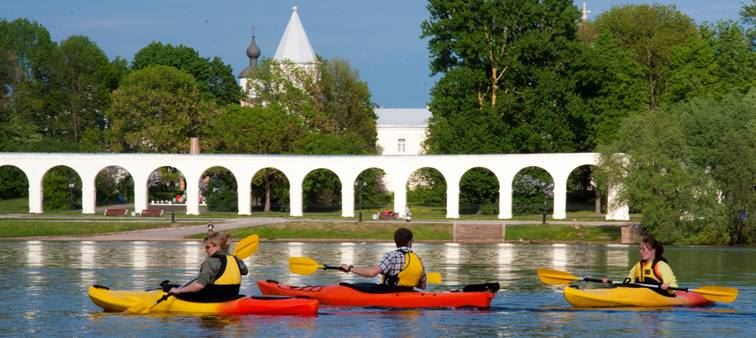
[506, 224, 620, 242]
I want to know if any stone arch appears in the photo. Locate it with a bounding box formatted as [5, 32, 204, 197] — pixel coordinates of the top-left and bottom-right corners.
[566, 164, 605, 216]
[302, 168, 342, 214]
[251, 167, 290, 213]
[42, 165, 82, 211]
[512, 166, 554, 217]
[407, 167, 447, 218]
[200, 166, 238, 212]
[94, 165, 134, 208]
[354, 168, 390, 216]
[459, 166, 500, 217]
[146, 166, 186, 211]
[0, 165, 29, 213]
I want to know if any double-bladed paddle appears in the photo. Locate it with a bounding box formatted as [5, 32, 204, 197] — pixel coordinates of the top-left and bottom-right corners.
[536, 268, 738, 303]
[289, 256, 443, 284]
[126, 233, 261, 314]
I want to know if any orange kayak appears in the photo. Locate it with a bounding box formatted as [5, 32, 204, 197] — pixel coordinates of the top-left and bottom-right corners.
[257, 280, 498, 308]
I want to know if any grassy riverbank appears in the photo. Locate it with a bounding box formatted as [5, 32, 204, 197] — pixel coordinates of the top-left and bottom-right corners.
[0, 220, 203, 238]
[223, 222, 621, 242]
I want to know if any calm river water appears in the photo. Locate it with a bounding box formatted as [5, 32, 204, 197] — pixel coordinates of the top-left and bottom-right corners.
[0, 240, 754, 337]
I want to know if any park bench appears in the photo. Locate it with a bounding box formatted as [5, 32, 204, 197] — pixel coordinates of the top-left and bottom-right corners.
[140, 209, 164, 217]
[453, 223, 506, 243]
[103, 208, 128, 216]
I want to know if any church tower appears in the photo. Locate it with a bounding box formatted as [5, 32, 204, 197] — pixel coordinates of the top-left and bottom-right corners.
[238, 30, 261, 95]
[240, 6, 318, 105]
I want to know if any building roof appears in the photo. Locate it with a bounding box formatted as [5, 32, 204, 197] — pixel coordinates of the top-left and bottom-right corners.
[375, 108, 431, 127]
[273, 6, 317, 64]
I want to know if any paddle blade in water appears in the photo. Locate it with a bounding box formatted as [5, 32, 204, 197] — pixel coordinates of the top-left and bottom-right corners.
[289, 256, 323, 275]
[691, 286, 739, 303]
[427, 272, 442, 284]
[537, 268, 580, 285]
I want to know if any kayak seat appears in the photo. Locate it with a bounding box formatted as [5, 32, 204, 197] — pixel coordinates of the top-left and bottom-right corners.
[462, 282, 500, 293]
[339, 282, 415, 294]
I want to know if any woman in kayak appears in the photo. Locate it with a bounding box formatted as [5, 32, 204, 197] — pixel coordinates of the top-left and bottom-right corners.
[168, 231, 249, 301]
[605, 235, 678, 294]
[340, 227, 427, 290]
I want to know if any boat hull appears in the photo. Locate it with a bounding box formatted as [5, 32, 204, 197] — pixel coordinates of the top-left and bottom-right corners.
[88, 285, 319, 315]
[256, 280, 496, 308]
[563, 286, 713, 308]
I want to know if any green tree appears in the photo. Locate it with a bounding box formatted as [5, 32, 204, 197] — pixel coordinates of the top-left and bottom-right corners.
[106, 65, 215, 153]
[207, 105, 306, 212]
[676, 91, 756, 244]
[593, 4, 697, 109]
[597, 109, 727, 244]
[422, 0, 587, 154]
[1, 18, 62, 148]
[57, 35, 112, 142]
[315, 58, 377, 152]
[132, 42, 241, 105]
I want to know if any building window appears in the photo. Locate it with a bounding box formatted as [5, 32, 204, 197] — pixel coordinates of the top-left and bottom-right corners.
[397, 138, 406, 153]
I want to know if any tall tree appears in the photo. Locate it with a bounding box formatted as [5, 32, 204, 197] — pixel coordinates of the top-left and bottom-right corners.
[132, 42, 241, 105]
[422, 0, 587, 154]
[57, 35, 111, 142]
[106, 65, 216, 153]
[593, 4, 697, 109]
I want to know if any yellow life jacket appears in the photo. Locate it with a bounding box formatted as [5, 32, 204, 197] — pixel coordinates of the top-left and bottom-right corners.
[213, 254, 242, 285]
[630, 259, 663, 285]
[383, 249, 424, 287]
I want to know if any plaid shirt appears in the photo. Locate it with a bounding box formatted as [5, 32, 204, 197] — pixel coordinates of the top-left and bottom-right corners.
[378, 247, 426, 285]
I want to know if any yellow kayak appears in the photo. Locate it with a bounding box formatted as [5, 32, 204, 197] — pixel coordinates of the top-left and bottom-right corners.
[563, 286, 713, 308]
[88, 285, 319, 315]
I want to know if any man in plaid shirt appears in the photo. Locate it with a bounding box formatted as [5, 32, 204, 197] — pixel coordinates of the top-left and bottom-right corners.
[341, 228, 427, 289]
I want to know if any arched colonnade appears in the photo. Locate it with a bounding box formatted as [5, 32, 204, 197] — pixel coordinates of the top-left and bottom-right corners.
[0, 152, 629, 220]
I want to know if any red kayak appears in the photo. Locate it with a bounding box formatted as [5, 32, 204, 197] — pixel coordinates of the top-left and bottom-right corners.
[257, 280, 499, 308]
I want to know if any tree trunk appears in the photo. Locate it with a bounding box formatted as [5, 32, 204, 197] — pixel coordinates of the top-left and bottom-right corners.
[594, 189, 602, 214]
[264, 174, 271, 212]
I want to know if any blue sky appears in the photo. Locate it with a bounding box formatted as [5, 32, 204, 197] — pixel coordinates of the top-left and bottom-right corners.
[3, 1, 745, 107]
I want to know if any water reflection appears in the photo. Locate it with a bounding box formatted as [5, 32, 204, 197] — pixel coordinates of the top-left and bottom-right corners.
[497, 243, 513, 288]
[606, 244, 630, 268]
[339, 243, 357, 283]
[80, 241, 96, 285]
[183, 241, 201, 269]
[26, 240, 43, 267]
[551, 244, 567, 270]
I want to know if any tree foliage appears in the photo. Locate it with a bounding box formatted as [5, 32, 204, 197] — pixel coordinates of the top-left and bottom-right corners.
[598, 91, 755, 244]
[106, 65, 216, 153]
[132, 42, 241, 105]
[593, 4, 697, 109]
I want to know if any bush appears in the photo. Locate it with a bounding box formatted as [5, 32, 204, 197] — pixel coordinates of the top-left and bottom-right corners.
[43, 167, 80, 210]
[206, 176, 237, 212]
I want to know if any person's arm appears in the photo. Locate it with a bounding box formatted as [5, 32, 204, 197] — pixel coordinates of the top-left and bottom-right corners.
[169, 280, 205, 294]
[340, 264, 383, 277]
[170, 257, 218, 294]
[657, 261, 678, 289]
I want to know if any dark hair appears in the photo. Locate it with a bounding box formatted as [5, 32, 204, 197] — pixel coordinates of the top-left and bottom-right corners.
[394, 228, 413, 247]
[642, 235, 665, 261]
